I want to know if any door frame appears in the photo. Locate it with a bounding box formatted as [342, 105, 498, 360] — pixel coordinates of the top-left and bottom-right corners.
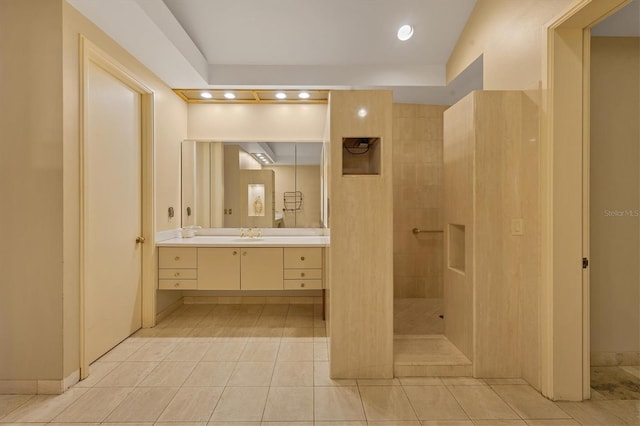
[79, 36, 156, 379]
[541, 0, 629, 401]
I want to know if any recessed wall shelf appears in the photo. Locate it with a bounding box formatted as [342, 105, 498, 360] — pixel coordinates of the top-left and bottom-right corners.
[448, 223, 466, 274]
[342, 137, 381, 175]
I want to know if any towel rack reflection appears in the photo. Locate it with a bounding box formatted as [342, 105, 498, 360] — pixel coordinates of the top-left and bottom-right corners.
[412, 228, 443, 234]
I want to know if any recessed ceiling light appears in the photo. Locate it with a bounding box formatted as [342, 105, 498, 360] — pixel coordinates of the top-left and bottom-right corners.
[357, 108, 368, 118]
[223, 92, 236, 99]
[251, 152, 273, 164]
[298, 92, 311, 99]
[275, 92, 287, 99]
[200, 92, 213, 99]
[397, 24, 414, 41]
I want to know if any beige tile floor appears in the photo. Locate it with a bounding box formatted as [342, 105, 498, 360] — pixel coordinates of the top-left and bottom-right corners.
[0, 303, 638, 425]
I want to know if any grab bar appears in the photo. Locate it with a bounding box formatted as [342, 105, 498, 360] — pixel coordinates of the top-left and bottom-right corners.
[412, 228, 443, 234]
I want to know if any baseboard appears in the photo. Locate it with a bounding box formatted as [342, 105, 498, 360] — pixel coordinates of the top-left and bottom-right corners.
[156, 297, 184, 323]
[0, 370, 79, 395]
[183, 295, 322, 305]
[394, 363, 473, 377]
[591, 351, 640, 366]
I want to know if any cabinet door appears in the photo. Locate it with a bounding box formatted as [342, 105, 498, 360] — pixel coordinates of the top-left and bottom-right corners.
[241, 248, 283, 290]
[198, 248, 240, 290]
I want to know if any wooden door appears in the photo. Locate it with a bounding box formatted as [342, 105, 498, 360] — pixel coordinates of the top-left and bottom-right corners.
[85, 61, 142, 364]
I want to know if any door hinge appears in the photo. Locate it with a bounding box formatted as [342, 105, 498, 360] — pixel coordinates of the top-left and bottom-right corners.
[582, 257, 589, 269]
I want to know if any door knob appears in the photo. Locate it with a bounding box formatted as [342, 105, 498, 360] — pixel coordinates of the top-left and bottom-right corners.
[136, 236, 145, 244]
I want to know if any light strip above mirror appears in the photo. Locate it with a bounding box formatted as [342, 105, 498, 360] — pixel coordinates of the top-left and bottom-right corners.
[174, 89, 329, 104]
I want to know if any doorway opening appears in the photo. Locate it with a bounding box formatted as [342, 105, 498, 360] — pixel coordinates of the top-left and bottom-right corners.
[392, 55, 483, 377]
[588, 1, 640, 400]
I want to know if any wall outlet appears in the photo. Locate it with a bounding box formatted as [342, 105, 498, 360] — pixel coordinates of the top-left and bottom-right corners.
[511, 218, 524, 236]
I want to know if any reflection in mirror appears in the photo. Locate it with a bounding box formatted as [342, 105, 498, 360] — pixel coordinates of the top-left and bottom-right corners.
[182, 141, 323, 228]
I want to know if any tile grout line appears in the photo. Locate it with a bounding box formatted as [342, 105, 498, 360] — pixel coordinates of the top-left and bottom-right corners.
[355, 380, 369, 423]
[0, 395, 36, 422]
[259, 334, 283, 422]
[488, 383, 575, 421]
[444, 382, 481, 422]
[398, 381, 422, 423]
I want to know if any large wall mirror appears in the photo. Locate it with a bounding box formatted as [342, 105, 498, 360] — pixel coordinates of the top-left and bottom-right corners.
[182, 141, 324, 229]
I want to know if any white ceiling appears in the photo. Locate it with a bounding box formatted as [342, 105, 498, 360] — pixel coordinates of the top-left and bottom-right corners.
[67, 0, 481, 104]
[163, 0, 473, 67]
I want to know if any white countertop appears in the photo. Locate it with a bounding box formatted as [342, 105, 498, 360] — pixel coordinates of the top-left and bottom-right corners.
[157, 235, 330, 247]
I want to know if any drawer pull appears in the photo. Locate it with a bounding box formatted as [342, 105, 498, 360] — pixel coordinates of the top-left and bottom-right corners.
[174, 272, 180, 277]
[301, 282, 305, 288]
[301, 272, 305, 277]
[300, 256, 305, 261]
[174, 256, 180, 261]
[174, 282, 180, 288]
[243, 251, 247, 256]
[233, 251, 238, 255]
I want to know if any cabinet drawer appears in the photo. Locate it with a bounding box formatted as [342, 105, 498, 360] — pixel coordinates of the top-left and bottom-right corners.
[284, 268, 322, 280]
[158, 268, 197, 280]
[284, 279, 323, 290]
[159, 279, 197, 290]
[284, 248, 322, 268]
[159, 248, 197, 268]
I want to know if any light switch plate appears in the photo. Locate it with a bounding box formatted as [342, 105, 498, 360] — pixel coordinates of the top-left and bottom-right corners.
[511, 218, 524, 236]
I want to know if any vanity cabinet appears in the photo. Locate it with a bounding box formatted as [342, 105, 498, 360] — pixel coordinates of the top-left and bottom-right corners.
[158, 246, 321, 291]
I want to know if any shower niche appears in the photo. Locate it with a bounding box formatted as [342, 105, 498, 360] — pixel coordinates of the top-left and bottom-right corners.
[342, 137, 381, 175]
[448, 224, 466, 273]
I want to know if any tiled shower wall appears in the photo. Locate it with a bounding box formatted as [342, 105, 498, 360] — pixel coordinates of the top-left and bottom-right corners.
[392, 104, 447, 298]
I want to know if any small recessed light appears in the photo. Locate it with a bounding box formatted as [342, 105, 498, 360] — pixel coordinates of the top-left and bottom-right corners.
[275, 92, 287, 99]
[223, 92, 236, 99]
[298, 92, 311, 99]
[397, 24, 414, 41]
[357, 108, 368, 118]
[200, 92, 213, 99]
[251, 152, 273, 164]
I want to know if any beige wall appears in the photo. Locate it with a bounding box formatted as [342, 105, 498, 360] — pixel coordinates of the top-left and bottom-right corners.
[392, 104, 447, 298]
[329, 91, 394, 378]
[188, 103, 327, 142]
[444, 91, 540, 382]
[443, 95, 475, 361]
[265, 165, 322, 228]
[447, 0, 576, 89]
[0, 0, 65, 381]
[590, 37, 640, 356]
[446, 0, 600, 399]
[0, 0, 187, 383]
